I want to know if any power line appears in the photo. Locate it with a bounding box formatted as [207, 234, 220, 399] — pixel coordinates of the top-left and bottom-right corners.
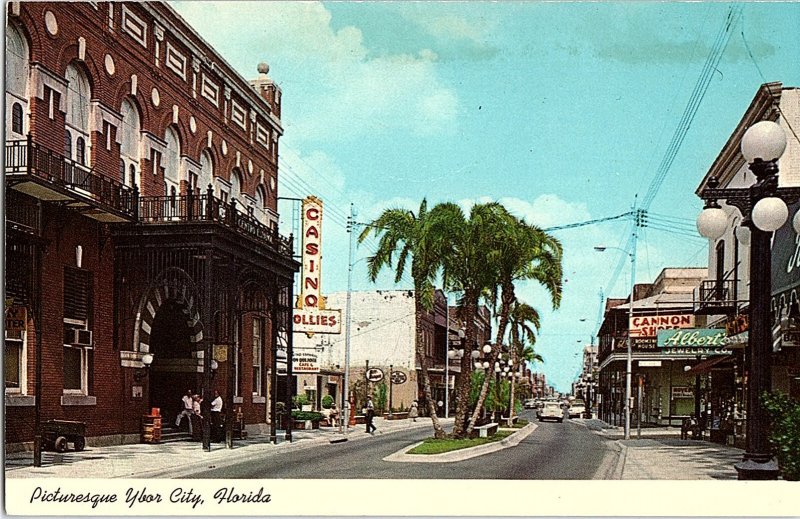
[640, 4, 743, 211]
[543, 212, 632, 232]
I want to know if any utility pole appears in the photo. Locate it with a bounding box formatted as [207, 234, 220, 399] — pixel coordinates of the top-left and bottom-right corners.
[343, 203, 355, 433]
[445, 294, 449, 418]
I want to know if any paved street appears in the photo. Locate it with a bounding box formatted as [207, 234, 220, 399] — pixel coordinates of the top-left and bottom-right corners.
[6, 412, 745, 480]
[181, 411, 617, 479]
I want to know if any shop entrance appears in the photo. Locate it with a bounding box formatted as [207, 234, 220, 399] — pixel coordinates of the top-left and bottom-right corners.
[148, 299, 199, 426]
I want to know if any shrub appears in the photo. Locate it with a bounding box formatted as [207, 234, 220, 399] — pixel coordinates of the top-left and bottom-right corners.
[291, 411, 324, 422]
[762, 391, 800, 481]
[321, 395, 335, 409]
[293, 394, 311, 408]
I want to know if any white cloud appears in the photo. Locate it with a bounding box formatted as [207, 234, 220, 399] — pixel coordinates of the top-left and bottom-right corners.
[172, 1, 459, 143]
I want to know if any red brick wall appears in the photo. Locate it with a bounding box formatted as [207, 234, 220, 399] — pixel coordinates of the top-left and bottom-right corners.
[6, 1, 288, 444]
[14, 2, 280, 200]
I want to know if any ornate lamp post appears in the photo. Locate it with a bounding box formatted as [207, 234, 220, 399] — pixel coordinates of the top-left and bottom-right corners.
[697, 120, 799, 480]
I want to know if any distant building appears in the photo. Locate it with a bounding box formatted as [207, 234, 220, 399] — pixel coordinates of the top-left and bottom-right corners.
[293, 290, 492, 414]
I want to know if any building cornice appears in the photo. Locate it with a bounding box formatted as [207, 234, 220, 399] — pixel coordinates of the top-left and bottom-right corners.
[695, 82, 783, 195]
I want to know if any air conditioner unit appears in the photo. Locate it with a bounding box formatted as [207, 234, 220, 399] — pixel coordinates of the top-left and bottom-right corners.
[66, 329, 93, 346]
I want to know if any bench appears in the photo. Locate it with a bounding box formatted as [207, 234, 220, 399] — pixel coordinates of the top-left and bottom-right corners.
[501, 416, 518, 426]
[474, 423, 499, 438]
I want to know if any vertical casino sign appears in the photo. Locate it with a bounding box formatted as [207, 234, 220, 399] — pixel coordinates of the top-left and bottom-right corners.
[293, 196, 342, 336]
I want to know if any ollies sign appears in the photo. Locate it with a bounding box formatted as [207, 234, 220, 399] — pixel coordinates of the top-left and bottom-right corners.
[293, 196, 342, 335]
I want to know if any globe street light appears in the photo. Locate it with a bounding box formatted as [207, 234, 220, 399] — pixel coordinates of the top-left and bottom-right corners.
[697, 119, 798, 480]
[594, 245, 636, 440]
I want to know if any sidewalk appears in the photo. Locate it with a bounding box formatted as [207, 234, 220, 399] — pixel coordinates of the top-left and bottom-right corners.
[5, 417, 450, 479]
[573, 418, 743, 480]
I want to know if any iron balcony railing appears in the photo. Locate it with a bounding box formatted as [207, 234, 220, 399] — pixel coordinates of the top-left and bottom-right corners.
[5, 137, 138, 220]
[5, 191, 40, 235]
[694, 279, 737, 315]
[138, 189, 293, 256]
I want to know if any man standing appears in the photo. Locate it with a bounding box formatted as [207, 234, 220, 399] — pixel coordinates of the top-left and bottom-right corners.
[365, 396, 377, 434]
[175, 389, 194, 434]
[210, 390, 223, 442]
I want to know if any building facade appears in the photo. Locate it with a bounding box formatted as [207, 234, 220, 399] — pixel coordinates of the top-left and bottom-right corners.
[691, 83, 800, 446]
[5, 2, 299, 450]
[597, 268, 709, 427]
[293, 289, 492, 415]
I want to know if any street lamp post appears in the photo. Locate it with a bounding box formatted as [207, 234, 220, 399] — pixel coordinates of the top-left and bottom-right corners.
[697, 119, 797, 480]
[594, 242, 638, 440]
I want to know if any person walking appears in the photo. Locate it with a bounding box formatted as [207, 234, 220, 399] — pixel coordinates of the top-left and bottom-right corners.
[365, 396, 377, 434]
[191, 393, 203, 441]
[562, 402, 570, 422]
[175, 389, 194, 434]
[210, 390, 223, 442]
[408, 400, 419, 422]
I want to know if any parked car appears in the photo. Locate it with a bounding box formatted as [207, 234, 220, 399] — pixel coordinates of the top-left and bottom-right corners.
[538, 402, 563, 422]
[569, 399, 586, 418]
[523, 399, 537, 409]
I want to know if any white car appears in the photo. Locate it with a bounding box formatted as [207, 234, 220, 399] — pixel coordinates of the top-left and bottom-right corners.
[569, 400, 586, 418]
[538, 402, 563, 422]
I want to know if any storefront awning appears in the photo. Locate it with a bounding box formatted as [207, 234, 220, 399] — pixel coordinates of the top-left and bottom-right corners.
[686, 355, 733, 374]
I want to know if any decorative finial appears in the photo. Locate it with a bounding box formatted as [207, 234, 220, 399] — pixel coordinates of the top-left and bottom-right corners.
[257, 62, 269, 75]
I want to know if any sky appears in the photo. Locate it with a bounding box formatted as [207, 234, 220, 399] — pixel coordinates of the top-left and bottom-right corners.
[171, 1, 800, 393]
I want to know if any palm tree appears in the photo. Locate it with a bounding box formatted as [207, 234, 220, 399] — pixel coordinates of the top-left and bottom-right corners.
[430, 201, 510, 438]
[506, 302, 543, 424]
[358, 199, 446, 439]
[466, 214, 562, 435]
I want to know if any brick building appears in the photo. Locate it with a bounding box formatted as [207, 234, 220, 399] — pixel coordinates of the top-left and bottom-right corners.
[5, 2, 299, 451]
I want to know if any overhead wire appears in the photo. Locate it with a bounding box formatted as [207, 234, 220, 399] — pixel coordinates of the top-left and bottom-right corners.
[602, 5, 742, 299]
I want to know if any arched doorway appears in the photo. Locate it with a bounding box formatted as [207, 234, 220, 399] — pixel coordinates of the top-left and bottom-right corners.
[148, 299, 198, 425]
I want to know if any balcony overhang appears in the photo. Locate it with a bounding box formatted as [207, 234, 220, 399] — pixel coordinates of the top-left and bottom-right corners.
[5, 138, 137, 223]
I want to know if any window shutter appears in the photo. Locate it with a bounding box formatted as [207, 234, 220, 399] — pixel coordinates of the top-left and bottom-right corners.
[64, 267, 92, 321]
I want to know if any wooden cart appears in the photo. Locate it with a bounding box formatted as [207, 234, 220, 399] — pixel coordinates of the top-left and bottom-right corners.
[41, 420, 86, 452]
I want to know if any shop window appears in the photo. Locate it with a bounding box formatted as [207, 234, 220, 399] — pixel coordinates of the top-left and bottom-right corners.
[253, 317, 262, 396]
[5, 338, 22, 391]
[11, 103, 23, 135]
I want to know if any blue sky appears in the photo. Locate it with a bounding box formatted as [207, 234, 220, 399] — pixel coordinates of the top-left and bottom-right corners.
[172, 1, 800, 392]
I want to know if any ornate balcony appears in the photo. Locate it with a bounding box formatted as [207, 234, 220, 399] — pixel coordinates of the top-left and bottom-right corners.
[694, 279, 737, 315]
[137, 190, 293, 256]
[5, 137, 138, 222]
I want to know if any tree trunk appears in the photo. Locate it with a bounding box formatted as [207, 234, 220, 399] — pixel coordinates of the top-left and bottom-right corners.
[466, 283, 514, 435]
[415, 296, 446, 439]
[508, 353, 517, 427]
[451, 290, 478, 439]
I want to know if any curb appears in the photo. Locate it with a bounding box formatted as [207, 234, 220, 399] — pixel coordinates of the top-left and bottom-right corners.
[383, 423, 538, 463]
[135, 419, 443, 479]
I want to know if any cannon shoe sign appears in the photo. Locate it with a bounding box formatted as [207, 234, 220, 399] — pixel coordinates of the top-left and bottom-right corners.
[293, 196, 342, 336]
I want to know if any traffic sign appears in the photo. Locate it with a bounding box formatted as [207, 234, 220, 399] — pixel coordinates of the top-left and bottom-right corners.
[390, 370, 407, 385]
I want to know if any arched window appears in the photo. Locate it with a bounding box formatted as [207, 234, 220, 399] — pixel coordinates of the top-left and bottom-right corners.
[163, 127, 181, 192]
[65, 63, 91, 164]
[6, 23, 30, 137]
[64, 130, 72, 158]
[230, 169, 243, 206]
[120, 98, 141, 188]
[76, 137, 86, 165]
[254, 185, 268, 224]
[11, 103, 23, 134]
[199, 150, 214, 195]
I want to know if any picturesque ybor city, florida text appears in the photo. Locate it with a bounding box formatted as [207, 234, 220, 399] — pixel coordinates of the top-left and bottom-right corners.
[4, 1, 800, 515]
